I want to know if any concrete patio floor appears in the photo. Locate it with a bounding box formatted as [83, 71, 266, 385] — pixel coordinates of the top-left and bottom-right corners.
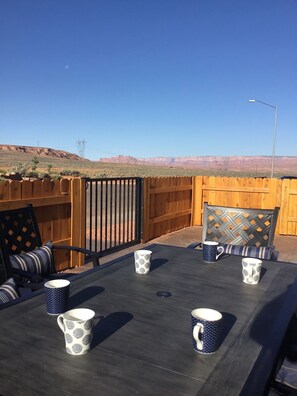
[70, 226, 297, 273]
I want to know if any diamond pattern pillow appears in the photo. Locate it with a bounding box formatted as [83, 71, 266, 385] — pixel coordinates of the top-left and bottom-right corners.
[0, 278, 19, 305]
[9, 241, 55, 277]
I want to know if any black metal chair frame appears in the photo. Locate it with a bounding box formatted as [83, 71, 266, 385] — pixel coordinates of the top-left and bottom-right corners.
[189, 202, 279, 251]
[0, 204, 101, 288]
[202, 202, 280, 247]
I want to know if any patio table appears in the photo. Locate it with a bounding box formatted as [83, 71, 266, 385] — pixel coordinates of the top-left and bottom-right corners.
[1, 244, 297, 396]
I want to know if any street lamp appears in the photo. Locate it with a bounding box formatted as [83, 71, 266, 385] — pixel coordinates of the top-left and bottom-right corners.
[249, 99, 278, 178]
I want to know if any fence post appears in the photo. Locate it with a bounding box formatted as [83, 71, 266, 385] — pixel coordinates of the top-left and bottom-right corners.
[279, 179, 290, 235]
[192, 176, 203, 226]
[142, 178, 150, 242]
[71, 178, 86, 267]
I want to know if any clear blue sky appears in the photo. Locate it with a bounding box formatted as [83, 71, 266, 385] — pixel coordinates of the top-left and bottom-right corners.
[1, 0, 296, 160]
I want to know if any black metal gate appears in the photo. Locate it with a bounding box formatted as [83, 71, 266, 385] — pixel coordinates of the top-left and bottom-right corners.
[84, 178, 142, 256]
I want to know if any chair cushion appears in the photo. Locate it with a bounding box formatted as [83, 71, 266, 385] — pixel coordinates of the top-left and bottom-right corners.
[222, 244, 274, 260]
[275, 357, 297, 390]
[0, 278, 19, 305]
[9, 241, 55, 276]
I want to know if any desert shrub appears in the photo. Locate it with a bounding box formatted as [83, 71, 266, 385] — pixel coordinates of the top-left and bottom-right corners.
[60, 169, 80, 177]
[40, 172, 51, 179]
[26, 171, 39, 178]
[11, 162, 31, 176]
[47, 164, 53, 174]
[31, 156, 39, 171]
[60, 169, 72, 176]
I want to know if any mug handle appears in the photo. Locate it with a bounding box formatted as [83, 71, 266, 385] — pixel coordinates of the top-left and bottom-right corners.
[57, 314, 65, 333]
[193, 323, 204, 350]
[216, 246, 224, 260]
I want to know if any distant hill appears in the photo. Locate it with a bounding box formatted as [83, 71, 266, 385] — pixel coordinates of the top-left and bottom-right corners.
[99, 155, 297, 174]
[0, 144, 84, 161]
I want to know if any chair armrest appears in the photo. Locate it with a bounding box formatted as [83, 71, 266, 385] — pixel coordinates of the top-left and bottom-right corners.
[12, 268, 44, 291]
[12, 268, 44, 283]
[52, 245, 101, 267]
[187, 242, 202, 249]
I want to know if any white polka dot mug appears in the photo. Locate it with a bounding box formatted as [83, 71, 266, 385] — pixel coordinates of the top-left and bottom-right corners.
[242, 258, 262, 285]
[57, 308, 95, 355]
[134, 250, 152, 274]
[191, 308, 222, 354]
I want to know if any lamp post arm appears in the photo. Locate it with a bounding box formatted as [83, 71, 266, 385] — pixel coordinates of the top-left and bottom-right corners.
[252, 99, 277, 110]
[271, 106, 278, 178]
[249, 99, 278, 178]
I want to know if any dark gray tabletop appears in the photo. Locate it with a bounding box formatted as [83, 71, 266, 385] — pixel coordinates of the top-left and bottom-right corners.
[1, 244, 297, 396]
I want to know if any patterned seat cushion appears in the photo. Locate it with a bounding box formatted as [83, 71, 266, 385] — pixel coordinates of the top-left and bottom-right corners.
[0, 278, 19, 305]
[9, 241, 55, 276]
[273, 313, 297, 391]
[222, 244, 274, 260]
[275, 357, 297, 390]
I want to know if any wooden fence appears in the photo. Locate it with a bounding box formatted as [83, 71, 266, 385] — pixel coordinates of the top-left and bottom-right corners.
[0, 178, 85, 270]
[142, 176, 297, 241]
[0, 176, 296, 269]
[142, 177, 193, 241]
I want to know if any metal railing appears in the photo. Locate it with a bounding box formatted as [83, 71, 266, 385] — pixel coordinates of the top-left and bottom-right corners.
[84, 178, 142, 255]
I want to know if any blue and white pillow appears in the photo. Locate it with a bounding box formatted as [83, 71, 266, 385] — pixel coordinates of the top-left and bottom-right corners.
[0, 278, 19, 305]
[9, 241, 54, 276]
[222, 244, 274, 260]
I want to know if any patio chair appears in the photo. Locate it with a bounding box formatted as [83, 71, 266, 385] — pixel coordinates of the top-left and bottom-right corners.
[0, 204, 101, 290]
[268, 313, 297, 395]
[188, 202, 280, 260]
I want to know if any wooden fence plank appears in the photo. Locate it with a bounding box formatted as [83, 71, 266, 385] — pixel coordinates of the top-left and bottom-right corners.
[0, 181, 9, 201]
[9, 180, 22, 200]
[0, 196, 70, 211]
[22, 180, 33, 199]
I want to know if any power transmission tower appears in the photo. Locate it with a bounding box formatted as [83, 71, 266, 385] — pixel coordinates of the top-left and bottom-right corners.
[76, 139, 87, 158]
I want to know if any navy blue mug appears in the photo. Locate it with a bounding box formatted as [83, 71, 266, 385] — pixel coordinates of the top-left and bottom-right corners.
[191, 308, 222, 354]
[203, 241, 224, 263]
[44, 279, 70, 315]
